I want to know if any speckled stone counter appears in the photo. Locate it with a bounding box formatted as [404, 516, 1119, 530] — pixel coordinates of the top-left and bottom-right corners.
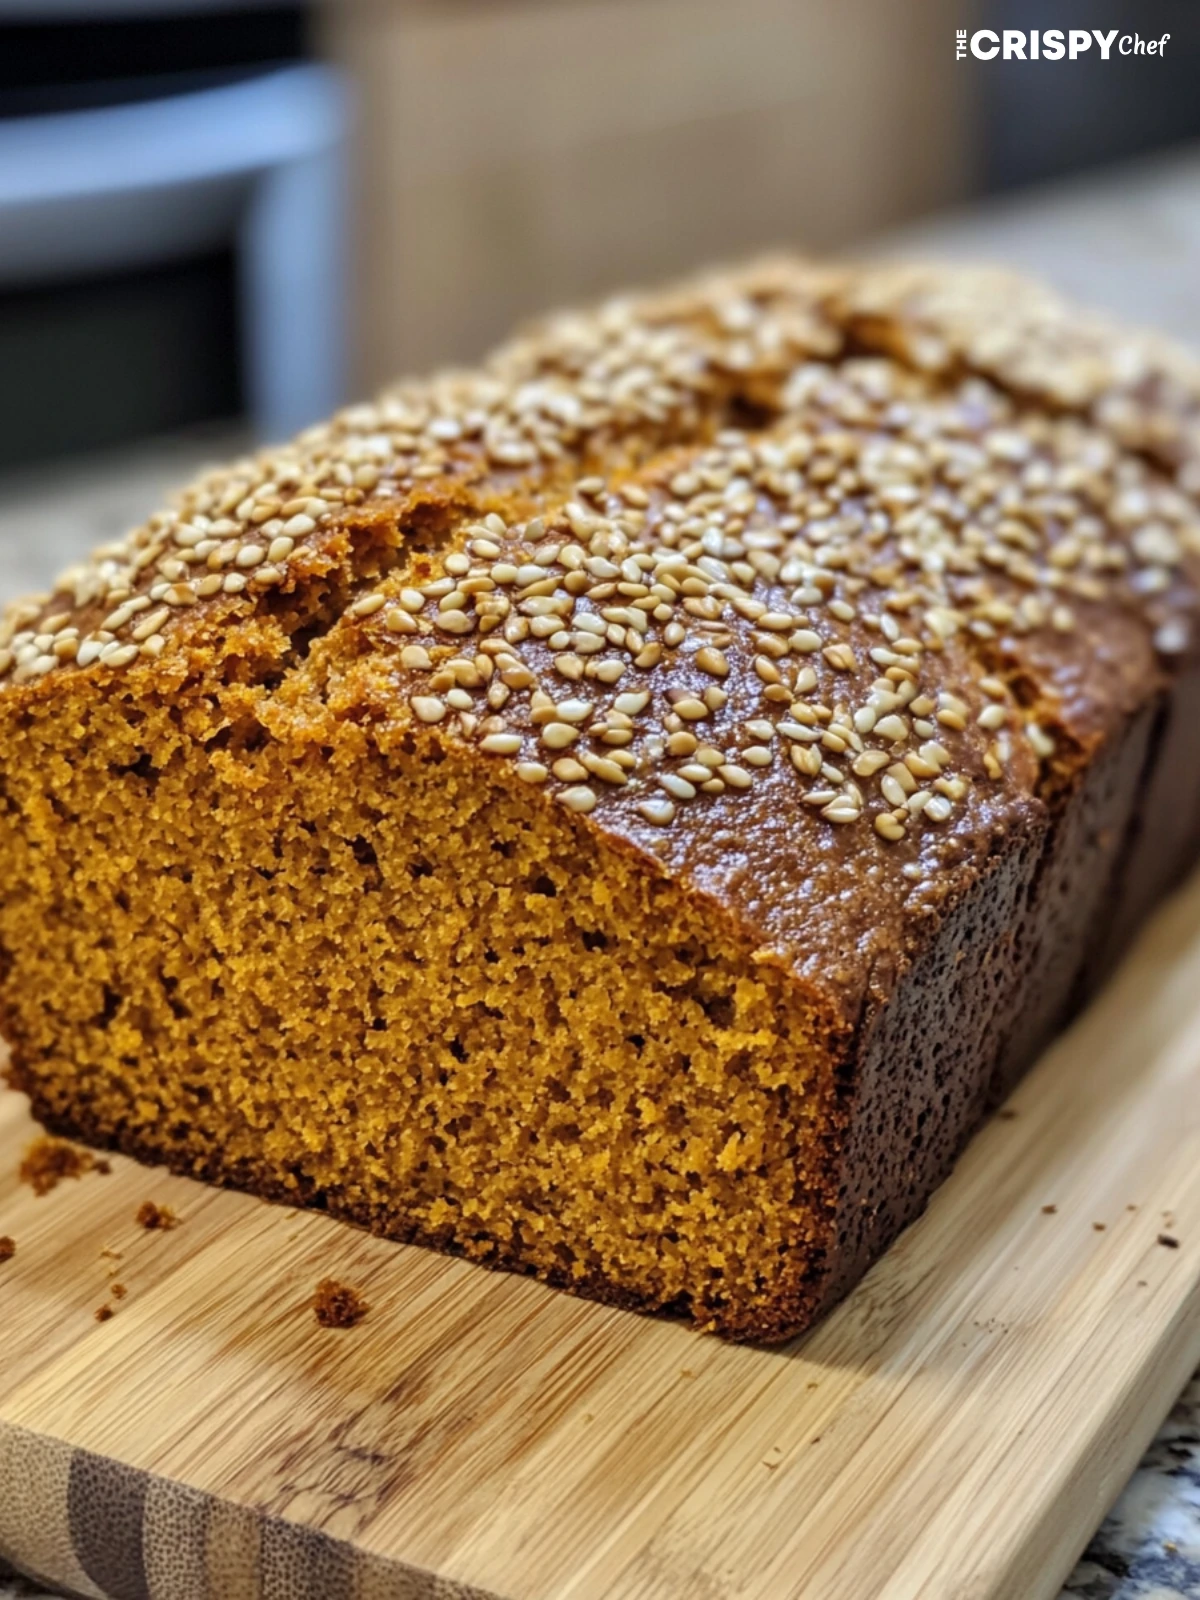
[1060, 1375, 1200, 1600]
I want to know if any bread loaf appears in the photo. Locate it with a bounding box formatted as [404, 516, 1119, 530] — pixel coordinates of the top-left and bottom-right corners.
[2, 259, 1198, 1341]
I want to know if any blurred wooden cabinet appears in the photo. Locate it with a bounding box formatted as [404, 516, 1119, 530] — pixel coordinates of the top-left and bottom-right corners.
[322, 0, 970, 387]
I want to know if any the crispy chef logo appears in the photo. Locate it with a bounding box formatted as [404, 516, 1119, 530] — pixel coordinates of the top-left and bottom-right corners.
[956, 28, 1170, 61]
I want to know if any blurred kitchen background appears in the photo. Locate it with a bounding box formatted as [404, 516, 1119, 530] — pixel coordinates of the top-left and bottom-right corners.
[3, 0, 1200, 594]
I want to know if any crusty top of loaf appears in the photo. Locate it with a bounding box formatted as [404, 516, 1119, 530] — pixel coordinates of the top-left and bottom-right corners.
[4, 258, 1200, 999]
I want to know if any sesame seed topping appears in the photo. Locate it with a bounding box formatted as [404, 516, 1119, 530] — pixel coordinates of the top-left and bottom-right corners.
[559, 785, 597, 814]
[3, 254, 1197, 894]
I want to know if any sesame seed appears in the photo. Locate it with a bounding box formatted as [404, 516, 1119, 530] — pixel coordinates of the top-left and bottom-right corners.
[349, 593, 387, 618]
[673, 698, 709, 721]
[552, 758, 588, 782]
[559, 785, 597, 814]
[433, 611, 475, 634]
[516, 761, 548, 784]
[481, 733, 522, 754]
[695, 646, 729, 677]
[822, 800, 861, 824]
[875, 813, 907, 841]
[555, 699, 593, 724]
[582, 754, 628, 785]
[638, 799, 676, 825]
[615, 690, 650, 716]
[412, 696, 447, 723]
[130, 607, 170, 642]
[541, 722, 579, 749]
[853, 749, 890, 777]
[660, 773, 697, 800]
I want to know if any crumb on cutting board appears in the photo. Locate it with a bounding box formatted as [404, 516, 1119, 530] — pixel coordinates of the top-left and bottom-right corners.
[111, 1282, 127, 1300]
[1157, 1233, 1180, 1249]
[19, 1136, 109, 1196]
[94, 1304, 114, 1322]
[0, 1235, 14, 1263]
[312, 1277, 369, 1329]
[136, 1201, 179, 1231]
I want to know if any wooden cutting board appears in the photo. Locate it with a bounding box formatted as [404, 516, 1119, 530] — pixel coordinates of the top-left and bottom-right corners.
[2, 882, 1200, 1600]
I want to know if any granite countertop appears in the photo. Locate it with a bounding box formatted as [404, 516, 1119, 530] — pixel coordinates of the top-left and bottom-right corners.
[4, 147, 1200, 1599]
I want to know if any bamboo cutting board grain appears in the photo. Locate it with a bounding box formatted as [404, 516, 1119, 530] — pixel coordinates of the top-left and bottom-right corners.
[3, 881, 1200, 1600]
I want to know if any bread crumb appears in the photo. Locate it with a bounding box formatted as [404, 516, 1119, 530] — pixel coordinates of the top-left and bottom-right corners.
[0, 1235, 14, 1263]
[111, 1282, 127, 1300]
[311, 1277, 369, 1329]
[1093, 1222, 1106, 1232]
[997, 1109, 1018, 1121]
[1041, 1204, 1057, 1215]
[94, 1305, 113, 1322]
[19, 1136, 107, 1196]
[1157, 1233, 1180, 1249]
[136, 1201, 179, 1231]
